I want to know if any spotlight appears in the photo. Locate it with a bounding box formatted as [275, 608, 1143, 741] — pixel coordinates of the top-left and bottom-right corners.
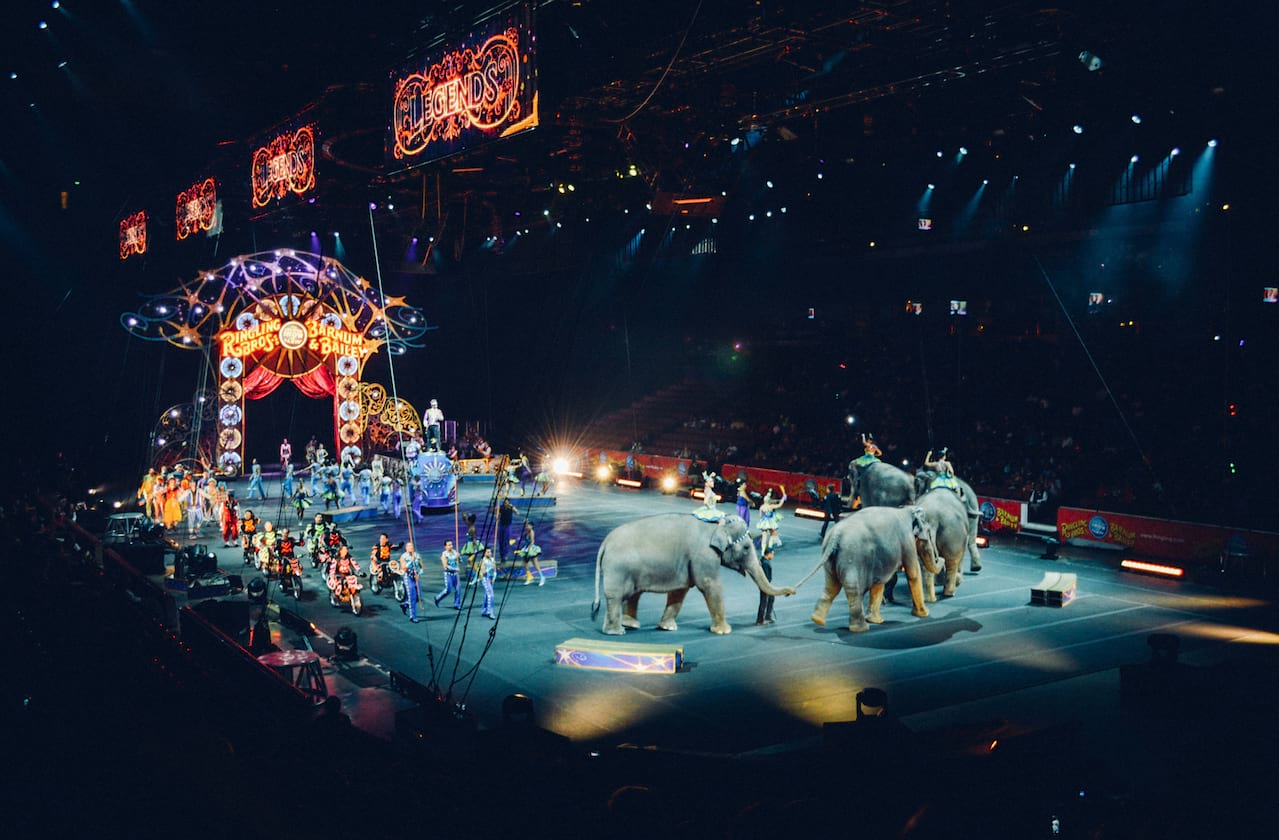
[1120, 559, 1185, 578]
[247, 577, 268, 603]
[1068, 163, 1076, 170]
[38, 21, 48, 30]
[846, 415, 855, 425]
[616, 478, 643, 489]
[927, 183, 935, 190]
[551, 457, 570, 475]
[8, 72, 16, 80]
[660, 475, 678, 493]
[1130, 155, 1139, 164]
[1130, 114, 1142, 125]
[1078, 50, 1103, 71]
[1207, 138, 1218, 148]
[959, 146, 968, 156]
[1170, 147, 1180, 157]
[766, 180, 774, 188]
[334, 627, 359, 660]
[595, 464, 612, 482]
[1072, 124, 1084, 134]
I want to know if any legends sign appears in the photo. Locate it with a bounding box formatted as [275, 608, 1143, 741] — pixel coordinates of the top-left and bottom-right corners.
[251, 125, 316, 209]
[388, 3, 537, 170]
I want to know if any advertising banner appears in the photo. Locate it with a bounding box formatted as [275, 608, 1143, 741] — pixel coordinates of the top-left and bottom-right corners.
[1057, 506, 1279, 564]
[977, 497, 1022, 533]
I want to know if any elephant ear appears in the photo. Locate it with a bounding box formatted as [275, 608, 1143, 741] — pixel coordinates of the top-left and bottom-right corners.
[914, 471, 931, 498]
[910, 507, 931, 539]
[710, 515, 747, 553]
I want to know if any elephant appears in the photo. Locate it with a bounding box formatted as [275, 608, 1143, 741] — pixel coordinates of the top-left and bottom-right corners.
[911, 488, 973, 600]
[847, 460, 916, 510]
[914, 469, 983, 572]
[803, 506, 942, 632]
[592, 513, 795, 635]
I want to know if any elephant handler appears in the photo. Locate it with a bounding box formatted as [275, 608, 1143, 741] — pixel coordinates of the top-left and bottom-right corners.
[755, 547, 777, 625]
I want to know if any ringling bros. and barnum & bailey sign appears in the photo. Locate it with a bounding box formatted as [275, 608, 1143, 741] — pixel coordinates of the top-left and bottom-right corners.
[121, 251, 431, 475]
[387, 2, 538, 171]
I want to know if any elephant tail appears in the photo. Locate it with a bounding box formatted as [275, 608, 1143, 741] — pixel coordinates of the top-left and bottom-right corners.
[591, 542, 604, 619]
[790, 554, 830, 591]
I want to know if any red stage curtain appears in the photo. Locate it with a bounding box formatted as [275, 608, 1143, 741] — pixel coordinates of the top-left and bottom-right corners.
[293, 365, 336, 399]
[242, 365, 285, 400]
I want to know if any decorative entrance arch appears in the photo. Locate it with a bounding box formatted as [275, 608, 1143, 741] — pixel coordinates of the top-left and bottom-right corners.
[122, 250, 431, 475]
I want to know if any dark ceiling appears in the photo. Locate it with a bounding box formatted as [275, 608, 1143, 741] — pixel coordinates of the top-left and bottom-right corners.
[0, 1, 1247, 265]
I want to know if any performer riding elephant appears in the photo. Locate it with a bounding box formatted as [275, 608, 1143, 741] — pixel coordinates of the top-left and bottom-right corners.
[914, 460, 983, 573]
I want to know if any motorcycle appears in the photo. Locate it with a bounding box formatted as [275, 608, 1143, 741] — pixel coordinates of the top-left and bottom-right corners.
[277, 553, 304, 601]
[328, 561, 363, 615]
[368, 554, 407, 602]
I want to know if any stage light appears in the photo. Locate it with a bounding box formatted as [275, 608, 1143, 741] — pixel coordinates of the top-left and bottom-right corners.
[982, 179, 989, 185]
[817, 173, 823, 179]
[567, 184, 575, 191]
[660, 475, 678, 493]
[731, 137, 741, 146]
[794, 507, 825, 520]
[39, 21, 48, 30]
[334, 627, 359, 659]
[975, 535, 990, 548]
[711, 218, 718, 224]
[1170, 147, 1180, 157]
[1078, 50, 1103, 71]
[766, 180, 774, 188]
[551, 457, 571, 475]
[8, 72, 15, 80]
[846, 415, 855, 425]
[52, 1, 60, 8]
[936, 150, 943, 158]
[557, 185, 565, 193]
[595, 465, 612, 481]
[1121, 559, 1185, 578]
[748, 214, 755, 221]
[1207, 138, 1218, 148]
[334, 231, 340, 237]
[766, 210, 772, 218]
[543, 209, 550, 216]
[127, 317, 138, 326]
[959, 147, 968, 156]
[1068, 163, 1076, 170]
[1130, 114, 1142, 124]
[616, 478, 643, 489]
[1072, 124, 1084, 134]
[645, 202, 652, 210]
[627, 164, 638, 177]
[387, 203, 394, 210]
[927, 183, 935, 190]
[1130, 155, 1139, 164]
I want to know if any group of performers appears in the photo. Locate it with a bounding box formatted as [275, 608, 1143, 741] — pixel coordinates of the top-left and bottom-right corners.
[137, 464, 243, 543]
[693, 470, 788, 553]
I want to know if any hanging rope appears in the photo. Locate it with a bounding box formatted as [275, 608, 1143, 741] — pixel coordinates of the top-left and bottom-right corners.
[605, 0, 704, 124]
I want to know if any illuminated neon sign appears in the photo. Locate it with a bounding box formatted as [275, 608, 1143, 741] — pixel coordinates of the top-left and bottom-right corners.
[250, 125, 316, 208]
[175, 177, 217, 240]
[220, 319, 369, 361]
[388, 3, 537, 170]
[119, 211, 147, 260]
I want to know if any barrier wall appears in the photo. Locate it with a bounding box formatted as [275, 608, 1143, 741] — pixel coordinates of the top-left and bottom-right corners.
[1057, 506, 1279, 564]
[977, 497, 1024, 533]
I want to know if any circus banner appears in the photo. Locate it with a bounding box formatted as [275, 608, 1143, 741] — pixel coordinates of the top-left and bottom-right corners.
[175, 177, 218, 240]
[250, 122, 317, 213]
[387, 1, 538, 171]
[977, 497, 1022, 533]
[119, 210, 147, 260]
[1057, 506, 1279, 565]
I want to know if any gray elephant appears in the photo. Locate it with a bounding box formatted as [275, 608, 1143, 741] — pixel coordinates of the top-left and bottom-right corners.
[592, 513, 795, 635]
[914, 469, 983, 572]
[912, 488, 972, 599]
[847, 460, 916, 509]
[802, 506, 942, 632]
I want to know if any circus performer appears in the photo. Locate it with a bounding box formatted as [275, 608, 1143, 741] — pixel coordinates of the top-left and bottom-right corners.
[852, 433, 883, 469]
[693, 471, 723, 522]
[322, 468, 340, 510]
[184, 477, 203, 539]
[514, 521, 546, 586]
[734, 477, 751, 526]
[162, 477, 183, 531]
[239, 508, 259, 559]
[390, 476, 404, 520]
[478, 547, 497, 619]
[923, 447, 960, 493]
[314, 442, 328, 468]
[461, 526, 483, 586]
[339, 462, 354, 507]
[424, 399, 443, 451]
[292, 487, 311, 524]
[377, 472, 392, 515]
[757, 488, 787, 553]
[138, 468, 157, 515]
[281, 462, 296, 500]
[433, 539, 462, 609]
[308, 456, 322, 498]
[221, 491, 239, 548]
[399, 541, 424, 622]
[247, 458, 266, 501]
[402, 434, 421, 465]
[279, 438, 292, 470]
[408, 473, 425, 523]
[358, 467, 373, 507]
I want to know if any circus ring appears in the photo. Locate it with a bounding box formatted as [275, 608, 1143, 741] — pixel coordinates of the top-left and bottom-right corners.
[122, 250, 431, 475]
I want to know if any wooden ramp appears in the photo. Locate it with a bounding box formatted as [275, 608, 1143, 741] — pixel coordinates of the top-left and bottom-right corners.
[1030, 572, 1077, 607]
[554, 637, 683, 674]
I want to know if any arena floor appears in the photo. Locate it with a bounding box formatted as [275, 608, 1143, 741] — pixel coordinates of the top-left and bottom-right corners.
[192, 476, 1279, 783]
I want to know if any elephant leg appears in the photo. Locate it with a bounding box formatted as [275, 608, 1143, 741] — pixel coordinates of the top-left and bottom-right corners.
[923, 570, 938, 603]
[810, 570, 841, 626]
[968, 518, 983, 572]
[602, 595, 626, 635]
[906, 573, 930, 619]
[943, 563, 962, 597]
[844, 584, 869, 632]
[867, 583, 886, 624]
[622, 593, 642, 629]
[696, 582, 731, 635]
[658, 589, 690, 632]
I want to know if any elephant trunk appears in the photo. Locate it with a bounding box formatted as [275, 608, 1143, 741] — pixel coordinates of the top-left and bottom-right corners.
[747, 558, 796, 597]
[916, 534, 943, 575]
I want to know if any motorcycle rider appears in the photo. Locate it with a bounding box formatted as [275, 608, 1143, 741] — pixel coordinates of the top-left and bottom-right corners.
[221, 491, 240, 548]
[240, 508, 259, 563]
[254, 521, 278, 573]
[370, 532, 395, 582]
[327, 544, 361, 604]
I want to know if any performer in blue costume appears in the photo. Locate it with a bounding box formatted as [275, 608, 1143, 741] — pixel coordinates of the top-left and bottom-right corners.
[693, 471, 724, 522]
[399, 541, 424, 623]
[358, 467, 373, 506]
[923, 447, 960, 492]
[281, 462, 295, 500]
[247, 458, 266, 501]
[757, 488, 787, 553]
[478, 547, 497, 619]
